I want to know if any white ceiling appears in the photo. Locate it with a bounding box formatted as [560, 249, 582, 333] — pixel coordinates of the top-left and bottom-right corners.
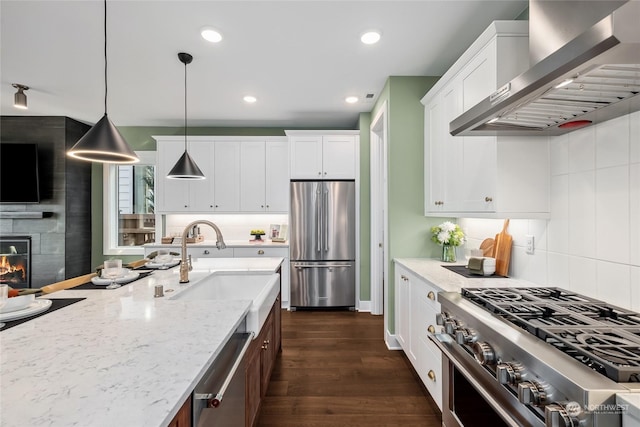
[1, 0, 528, 129]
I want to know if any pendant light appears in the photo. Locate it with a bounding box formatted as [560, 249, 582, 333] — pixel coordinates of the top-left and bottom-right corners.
[167, 52, 205, 180]
[67, 0, 139, 164]
[12, 84, 29, 109]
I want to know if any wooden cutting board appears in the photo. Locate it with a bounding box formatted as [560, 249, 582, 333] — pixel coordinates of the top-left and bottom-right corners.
[493, 219, 512, 276]
[479, 238, 494, 257]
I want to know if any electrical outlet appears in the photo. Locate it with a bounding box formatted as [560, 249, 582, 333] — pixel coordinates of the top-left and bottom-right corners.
[525, 235, 535, 254]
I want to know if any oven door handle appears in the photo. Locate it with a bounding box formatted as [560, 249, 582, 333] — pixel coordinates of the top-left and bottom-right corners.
[194, 332, 253, 408]
[429, 334, 521, 427]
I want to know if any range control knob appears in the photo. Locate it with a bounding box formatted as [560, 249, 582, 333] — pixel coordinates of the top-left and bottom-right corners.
[496, 362, 522, 385]
[455, 328, 478, 345]
[444, 319, 462, 335]
[435, 312, 449, 326]
[518, 381, 547, 407]
[472, 342, 496, 365]
[545, 403, 582, 427]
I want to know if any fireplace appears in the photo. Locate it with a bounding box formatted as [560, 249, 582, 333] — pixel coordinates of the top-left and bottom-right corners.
[0, 236, 31, 288]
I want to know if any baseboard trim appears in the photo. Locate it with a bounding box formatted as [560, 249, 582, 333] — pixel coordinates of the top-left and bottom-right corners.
[385, 332, 401, 350]
[357, 300, 371, 312]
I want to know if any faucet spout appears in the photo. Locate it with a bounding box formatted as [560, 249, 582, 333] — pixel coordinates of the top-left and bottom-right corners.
[179, 220, 226, 283]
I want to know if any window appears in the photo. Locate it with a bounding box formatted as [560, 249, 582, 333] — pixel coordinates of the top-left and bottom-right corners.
[104, 151, 158, 255]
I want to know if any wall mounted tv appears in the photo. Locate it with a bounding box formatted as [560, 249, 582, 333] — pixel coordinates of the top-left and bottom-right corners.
[0, 143, 41, 203]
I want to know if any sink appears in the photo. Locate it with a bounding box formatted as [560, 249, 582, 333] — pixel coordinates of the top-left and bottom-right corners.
[171, 272, 280, 335]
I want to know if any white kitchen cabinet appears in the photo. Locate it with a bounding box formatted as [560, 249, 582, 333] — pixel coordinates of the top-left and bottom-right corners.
[287, 131, 358, 179]
[395, 267, 411, 351]
[394, 261, 443, 410]
[240, 140, 289, 213]
[421, 21, 550, 218]
[156, 139, 215, 212]
[213, 141, 241, 212]
[155, 136, 288, 214]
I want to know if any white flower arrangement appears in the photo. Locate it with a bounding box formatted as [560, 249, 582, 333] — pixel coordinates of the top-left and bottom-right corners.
[430, 221, 465, 246]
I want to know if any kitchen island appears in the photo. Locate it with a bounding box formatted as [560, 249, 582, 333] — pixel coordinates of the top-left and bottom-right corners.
[0, 257, 283, 427]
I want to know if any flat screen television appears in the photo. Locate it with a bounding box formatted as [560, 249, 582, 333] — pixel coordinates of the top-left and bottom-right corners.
[0, 143, 41, 203]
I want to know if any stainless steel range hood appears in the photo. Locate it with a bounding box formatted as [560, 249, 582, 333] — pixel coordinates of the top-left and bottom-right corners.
[451, 0, 640, 136]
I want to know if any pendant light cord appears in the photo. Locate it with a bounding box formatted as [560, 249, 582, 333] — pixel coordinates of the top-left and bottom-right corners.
[104, 0, 108, 116]
[184, 58, 188, 151]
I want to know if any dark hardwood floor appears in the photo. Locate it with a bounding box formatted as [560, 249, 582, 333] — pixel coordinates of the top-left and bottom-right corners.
[256, 310, 442, 427]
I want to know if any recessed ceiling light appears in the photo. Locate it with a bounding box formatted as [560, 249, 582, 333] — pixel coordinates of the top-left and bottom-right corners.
[243, 95, 257, 103]
[201, 27, 223, 43]
[345, 96, 359, 104]
[360, 30, 381, 45]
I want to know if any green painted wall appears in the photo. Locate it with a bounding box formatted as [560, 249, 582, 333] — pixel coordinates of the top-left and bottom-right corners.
[358, 113, 372, 301]
[366, 76, 446, 333]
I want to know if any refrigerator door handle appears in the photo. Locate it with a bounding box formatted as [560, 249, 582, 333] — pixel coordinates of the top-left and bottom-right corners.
[315, 184, 322, 252]
[323, 186, 329, 252]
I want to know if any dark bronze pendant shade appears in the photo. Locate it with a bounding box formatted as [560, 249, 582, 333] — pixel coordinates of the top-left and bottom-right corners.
[167, 52, 205, 180]
[67, 0, 139, 164]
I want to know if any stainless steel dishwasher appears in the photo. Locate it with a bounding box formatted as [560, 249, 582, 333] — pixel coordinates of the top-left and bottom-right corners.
[192, 330, 253, 426]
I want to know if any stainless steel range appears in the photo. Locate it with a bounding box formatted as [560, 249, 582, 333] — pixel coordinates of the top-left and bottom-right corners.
[431, 287, 639, 427]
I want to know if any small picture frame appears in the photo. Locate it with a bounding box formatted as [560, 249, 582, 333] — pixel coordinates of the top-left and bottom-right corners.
[269, 224, 288, 242]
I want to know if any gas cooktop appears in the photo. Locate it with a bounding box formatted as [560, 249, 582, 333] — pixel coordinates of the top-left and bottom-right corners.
[462, 287, 640, 382]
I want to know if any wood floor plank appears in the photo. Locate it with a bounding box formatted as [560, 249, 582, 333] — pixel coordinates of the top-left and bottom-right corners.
[256, 310, 442, 426]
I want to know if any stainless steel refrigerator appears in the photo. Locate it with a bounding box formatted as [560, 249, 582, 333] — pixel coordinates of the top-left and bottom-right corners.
[289, 180, 356, 308]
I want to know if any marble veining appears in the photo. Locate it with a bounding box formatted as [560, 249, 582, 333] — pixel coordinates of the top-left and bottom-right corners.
[0, 257, 283, 427]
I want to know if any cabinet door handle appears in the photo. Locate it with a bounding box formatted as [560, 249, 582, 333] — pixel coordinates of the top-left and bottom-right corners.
[258, 250, 264, 255]
[485, 196, 493, 202]
[428, 370, 436, 382]
[203, 250, 210, 255]
[427, 291, 435, 300]
[261, 205, 264, 208]
[428, 325, 436, 334]
[215, 204, 219, 208]
[318, 172, 322, 176]
[266, 205, 269, 209]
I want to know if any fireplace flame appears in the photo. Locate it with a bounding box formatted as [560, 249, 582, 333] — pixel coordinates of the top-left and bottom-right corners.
[0, 256, 26, 282]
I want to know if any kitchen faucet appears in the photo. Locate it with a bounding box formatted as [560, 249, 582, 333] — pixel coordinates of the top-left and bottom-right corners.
[179, 220, 226, 283]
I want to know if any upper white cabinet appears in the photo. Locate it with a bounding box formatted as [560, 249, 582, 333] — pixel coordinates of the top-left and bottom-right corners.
[213, 141, 241, 212]
[156, 139, 215, 212]
[287, 131, 358, 179]
[154, 136, 289, 214]
[421, 21, 550, 218]
[240, 140, 289, 212]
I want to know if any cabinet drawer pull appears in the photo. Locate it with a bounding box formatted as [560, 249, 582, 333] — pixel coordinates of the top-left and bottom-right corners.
[485, 196, 493, 202]
[427, 291, 435, 300]
[428, 370, 436, 382]
[258, 250, 264, 255]
[203, 250, 210, 255]
[427, 325, 436, 334]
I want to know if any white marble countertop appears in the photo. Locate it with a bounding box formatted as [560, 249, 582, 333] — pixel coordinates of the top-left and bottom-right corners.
[145, 239, 289, 248]
[0, 257, 284, 427]
[394, 258, 540, 292]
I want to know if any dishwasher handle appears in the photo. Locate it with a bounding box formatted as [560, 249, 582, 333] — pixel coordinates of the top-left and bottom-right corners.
[194, 332, 253, 408]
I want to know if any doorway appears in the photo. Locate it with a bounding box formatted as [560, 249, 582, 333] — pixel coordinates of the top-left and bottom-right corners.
[370, 102, 388, 327]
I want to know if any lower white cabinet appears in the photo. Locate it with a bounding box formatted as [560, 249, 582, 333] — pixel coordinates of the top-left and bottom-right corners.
[394, 262, 443, 410]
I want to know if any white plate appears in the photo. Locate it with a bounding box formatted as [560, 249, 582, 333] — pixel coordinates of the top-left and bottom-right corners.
[1, 294, 35, 313]
[146, 259, 180, 269]
[0, 299, 52, 322]
[91, 271, 140, 286]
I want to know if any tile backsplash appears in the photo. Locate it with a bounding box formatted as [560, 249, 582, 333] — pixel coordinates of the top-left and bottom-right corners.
[164, 214, 288, 242]
[459, 111, 640, 311]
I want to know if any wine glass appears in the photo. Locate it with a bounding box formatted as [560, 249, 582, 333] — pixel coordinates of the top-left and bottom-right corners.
[0, 284, 8, 328]
[103, 259, 123, 290]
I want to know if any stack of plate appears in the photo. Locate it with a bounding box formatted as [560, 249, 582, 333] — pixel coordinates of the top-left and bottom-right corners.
[91, 269, 140, 286]
[0, 294, 52, 322]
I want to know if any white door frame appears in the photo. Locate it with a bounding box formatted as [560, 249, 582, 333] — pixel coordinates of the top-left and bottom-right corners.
[370, 102, 388, 318]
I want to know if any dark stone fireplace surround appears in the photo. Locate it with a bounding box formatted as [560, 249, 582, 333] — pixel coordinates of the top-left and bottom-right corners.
[0, 116, 92, 287]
